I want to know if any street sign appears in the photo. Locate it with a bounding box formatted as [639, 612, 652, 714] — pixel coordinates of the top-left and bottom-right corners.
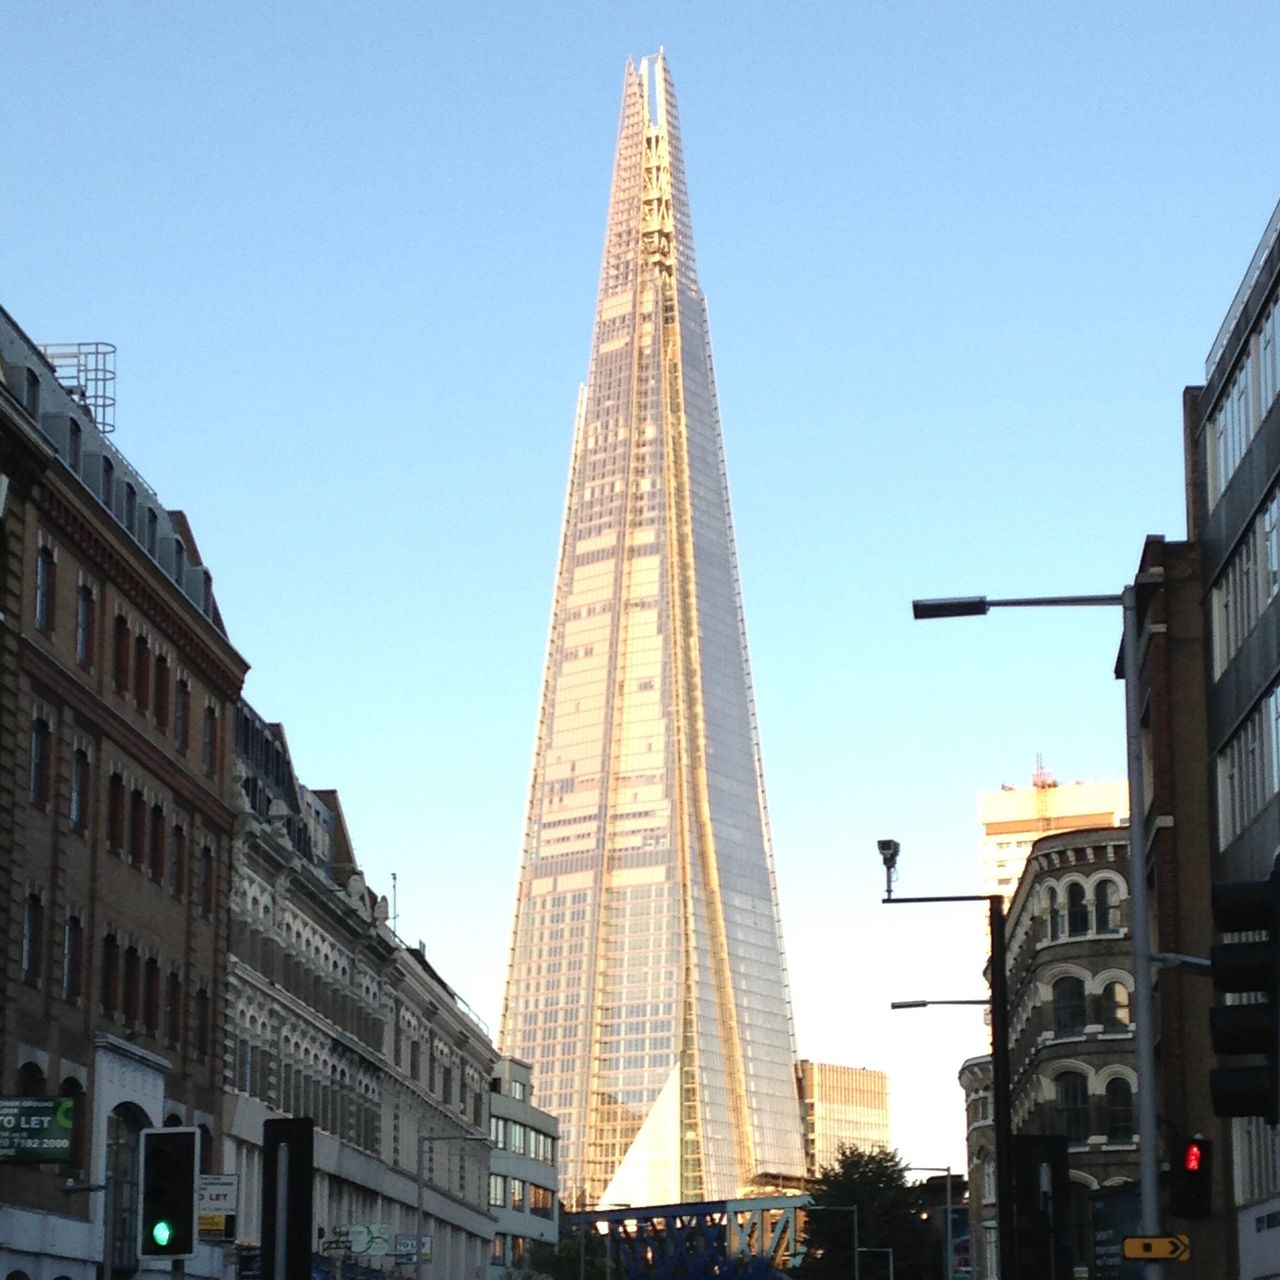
[198, 1173, 239, 1240]
[1122, 1235, 1191, 1262]
[0, 1096, 75, 1163]
[394, 1234, 432, 1263]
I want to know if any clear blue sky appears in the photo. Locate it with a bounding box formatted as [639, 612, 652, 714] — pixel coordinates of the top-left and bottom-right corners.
[7, 1, 1280, 1177]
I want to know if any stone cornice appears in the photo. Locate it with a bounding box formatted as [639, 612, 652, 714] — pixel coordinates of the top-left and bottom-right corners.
[21, 637, 237, 835]
[33, 466, 247, 696]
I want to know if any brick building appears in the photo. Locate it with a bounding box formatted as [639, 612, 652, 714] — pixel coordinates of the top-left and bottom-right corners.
[0, 311, 247, 1280]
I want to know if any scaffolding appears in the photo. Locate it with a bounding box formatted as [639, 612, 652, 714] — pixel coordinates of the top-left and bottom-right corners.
[39, 341, 116, 432]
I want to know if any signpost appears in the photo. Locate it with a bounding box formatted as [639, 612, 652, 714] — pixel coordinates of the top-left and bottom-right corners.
[1122, 1235, 1191, 1262]
[198, 1173, 239, 1241]
[0, 1096, 74, 1163]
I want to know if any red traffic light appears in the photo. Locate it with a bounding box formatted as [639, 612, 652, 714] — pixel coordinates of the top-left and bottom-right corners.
[1183, 1141, 1203, 1173]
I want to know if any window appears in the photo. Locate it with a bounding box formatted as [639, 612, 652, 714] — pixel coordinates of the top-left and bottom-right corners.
[29, 717, 51, 805]
[202, 706, 217, 774]
[128, 789, 146, 867]
[194, 988, 209, 1061]
[491, 1236, 506, 1266]
[165, 972, 181, 1047]
[146, 508, 158, 557]
[170, 826, 186, 899]
[124, 483, 137, 535]
[1056, 1071, 1090, 1142]
[154, 655, 170, 730]
[173, 539, 185, 584]
[410, 1039, 421, 1080]
[133, 634, 150, 712]
[1066, 884, 1089, 936]
[529, 1184, 554, 1218]
[35, 546, 56, 631]
[63, 915, 83, 1002]
[69, 419, 83, 470]
[113, 616, 130, 690]
[101, 933, 120, 1014]
[17, 1061, 46, 1097]
[1101, 981, 1131, 1032]
[75, 586, 94, 666]
[149, 805, 166, 882]
[510, 1178, 525, 1211]
[509, 1121, 526, 1155]
[489, 1173, 507, 1207]
[511, 1079, 527, 1101]
[1047, 888, 1061, 941]
[123, 946, 140, 1024]
[1052, 977, 1087, 1037]
[107, 773, 126, 850]
[1105, 1078, 1134, 1142]
[199, 846, 214, 916]
[70, 749, 90, 831]
[1095, 881, 1117, 933]
[22, 893, 44, 984]
[175, 680, 190, 752]
[101, 456, 114, 506]
[490, 1115, 506, 1148]
[24, 367, 40, 416]
[143, 958, 160, 1038]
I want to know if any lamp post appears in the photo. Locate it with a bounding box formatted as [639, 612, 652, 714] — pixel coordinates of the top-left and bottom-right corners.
[912, 588, 1160, 1275]
[906, 1166, 953, 1280]
[880, 840, 1015, 1280]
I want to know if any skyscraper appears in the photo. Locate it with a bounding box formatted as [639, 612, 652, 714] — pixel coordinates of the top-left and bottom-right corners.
[498, 51, 804, 1211]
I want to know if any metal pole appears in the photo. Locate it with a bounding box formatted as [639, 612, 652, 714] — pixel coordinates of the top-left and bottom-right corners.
[854, 1203, 860, 1280]
[1122, 584, 1162, 1276]
[989, 895, 1016, 1280]
[944, 1170, 952, 1280]
[415, 1136, 424, 1280]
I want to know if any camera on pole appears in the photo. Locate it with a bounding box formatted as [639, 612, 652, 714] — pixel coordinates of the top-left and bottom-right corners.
[1208, 869, 1280, 1126]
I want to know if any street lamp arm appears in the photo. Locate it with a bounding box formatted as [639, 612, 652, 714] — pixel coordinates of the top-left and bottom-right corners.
[890, 999, 988, 1008]
[912, 592, 1123, 619]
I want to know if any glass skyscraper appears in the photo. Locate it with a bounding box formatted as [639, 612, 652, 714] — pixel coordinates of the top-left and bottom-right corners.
[498, 51, 804, 1210]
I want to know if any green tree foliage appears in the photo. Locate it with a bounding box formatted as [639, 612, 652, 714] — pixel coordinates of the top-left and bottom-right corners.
[796, 1146, 935, 1280]
[525, 1227, 609, 1280]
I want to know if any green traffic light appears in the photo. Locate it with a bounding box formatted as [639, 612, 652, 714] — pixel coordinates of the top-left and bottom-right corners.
[151, 1220, 173, 1247]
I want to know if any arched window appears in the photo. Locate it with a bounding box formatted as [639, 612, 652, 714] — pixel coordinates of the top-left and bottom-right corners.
[1106, 1078, 1134, 1142]
[21, 893, 44, 985]
[34, 546, 55, 631]
[1095, 880, 1118, 933]
[1067, 883, 1089, 935]
[63, 915, 83, 1003]
[17, 1061, 46, 1097]
[1102, 981, 1131, 1031]
[70, 749, 90, 832]
[1056, 1071, 1090, 1142]
[1047, 887, 1061, 941]
[1053, 976, 1087, 1037]
[106, 1103, 147, 1270]
[68, 418, 83, 470]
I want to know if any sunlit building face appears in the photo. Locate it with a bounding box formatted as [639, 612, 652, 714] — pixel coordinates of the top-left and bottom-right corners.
[498, 51, 804, 1210]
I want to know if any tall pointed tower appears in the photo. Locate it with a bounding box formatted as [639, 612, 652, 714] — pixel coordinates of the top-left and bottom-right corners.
[499, 51, 805, 1210]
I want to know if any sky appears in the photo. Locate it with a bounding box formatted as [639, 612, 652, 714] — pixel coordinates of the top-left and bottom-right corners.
[6, 1, 1280, 1180]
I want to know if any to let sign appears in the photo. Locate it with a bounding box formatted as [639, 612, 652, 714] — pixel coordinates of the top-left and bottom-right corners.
[198, 1173, 239, 1240]
[0, 1097, 74, 1163]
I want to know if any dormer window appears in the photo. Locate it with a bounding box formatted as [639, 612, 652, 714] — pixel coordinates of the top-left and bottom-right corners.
[24, 368, 39, 417]
[68, 419, 82, 470]
[101, 456, 115, 507]
[146, 509, 158, 557]
[124, 483, 137, 535]
[173, 539, 185, 585]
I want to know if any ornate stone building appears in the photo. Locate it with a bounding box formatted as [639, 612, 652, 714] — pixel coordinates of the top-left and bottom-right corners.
[227, 701, 500, 1277]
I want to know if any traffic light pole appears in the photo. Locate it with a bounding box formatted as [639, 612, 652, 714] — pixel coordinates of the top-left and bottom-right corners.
[884, 893, 1014, 1280]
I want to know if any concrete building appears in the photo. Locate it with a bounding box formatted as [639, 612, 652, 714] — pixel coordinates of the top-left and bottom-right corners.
[794, 1060, 889, 1181]
[1180, 192, 1280, 1278]
[958, 1055, 995, 1280]
[498, 51, 804, 1208]
[487, 1058, 559, 1274]
[979, 766, 1129, 905]
[228, 701, 499, 1278]
[0, 311, 248, 1280]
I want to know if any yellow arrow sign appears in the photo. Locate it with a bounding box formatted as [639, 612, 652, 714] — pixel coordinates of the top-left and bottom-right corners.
[1122, 1234, 1191, 1262]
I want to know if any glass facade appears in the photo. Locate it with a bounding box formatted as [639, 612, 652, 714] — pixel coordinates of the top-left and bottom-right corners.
[498, 51, 804, 1209]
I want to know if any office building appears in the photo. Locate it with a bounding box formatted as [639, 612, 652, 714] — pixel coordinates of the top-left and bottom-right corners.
[498, 51, 805, 1209]
[0, 312, 248, 1280]
[979, 765, 1128, 904]
[795, 1060, 890, 1181]
[1182, 194, 1280, 1278]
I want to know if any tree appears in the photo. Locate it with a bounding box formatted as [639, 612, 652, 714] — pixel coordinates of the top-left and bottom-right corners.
[525, 1226, 609, 1280]
[796, 1146, 935, 1280]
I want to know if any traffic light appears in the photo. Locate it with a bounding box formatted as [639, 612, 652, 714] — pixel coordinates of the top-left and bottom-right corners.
[1208, 871, 1280, 1125]
[1168, 1136, 1213, 1218]
[138, 1126, 198, 1258]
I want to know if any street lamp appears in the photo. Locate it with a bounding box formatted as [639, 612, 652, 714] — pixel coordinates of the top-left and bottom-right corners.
[912, 587, 1161, 1270]
[879, 849, 1014, 1280]
[906, 1165, 953, 1280]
